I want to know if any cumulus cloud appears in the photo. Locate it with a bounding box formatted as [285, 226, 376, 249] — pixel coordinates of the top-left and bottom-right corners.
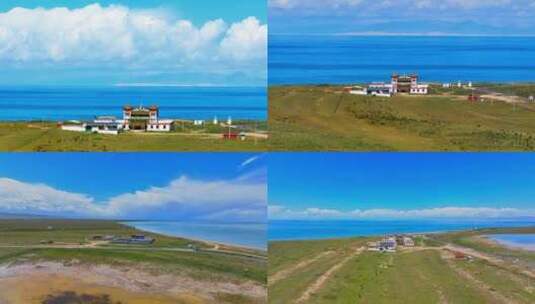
[0, 4, 267, 80]
[269, 0, 535, 36]
[220, 17, 267, 61]
[269, 205, 535, 220]
[0, 175, 266, 221]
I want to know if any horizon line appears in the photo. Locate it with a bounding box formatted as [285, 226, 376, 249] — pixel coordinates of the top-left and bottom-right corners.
[270, 32, 535, 38]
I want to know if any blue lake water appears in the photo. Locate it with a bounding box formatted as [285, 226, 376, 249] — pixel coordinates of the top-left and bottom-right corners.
[269, 219, 535, 241]
[123, 221, 267, 250]
[269, 35, 535, 84]
[487, 234, 535, 251]
[0, 86, 266, 121]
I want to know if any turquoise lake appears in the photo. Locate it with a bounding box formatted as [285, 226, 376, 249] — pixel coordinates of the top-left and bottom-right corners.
[487, 234, 535, 251]
[123, 221, 267, 250]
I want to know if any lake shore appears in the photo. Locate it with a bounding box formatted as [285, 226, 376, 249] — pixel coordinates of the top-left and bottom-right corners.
[483, 234, 535, 251]
[122, 221, 268, 252]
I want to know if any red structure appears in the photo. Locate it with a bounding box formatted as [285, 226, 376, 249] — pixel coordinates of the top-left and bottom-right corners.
[223, 133, 239, 140]
[468, 94, 480, 102]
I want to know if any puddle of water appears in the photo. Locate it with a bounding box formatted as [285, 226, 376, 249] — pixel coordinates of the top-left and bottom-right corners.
[486, 234, 535, 251]
[0, 274, 205, 304]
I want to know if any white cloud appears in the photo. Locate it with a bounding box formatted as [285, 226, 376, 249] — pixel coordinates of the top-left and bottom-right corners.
[0, 176, 266, 221]
[0, 4, 266, 75]
[269, 0, 525, 10]
[0, 178, 102, 215]
[240, 154, 266, 169]
[269, 0, 364, 9]
[269, 205, 535, 219]
[220, 17, 267, 61]
[105, 176, 266, 221]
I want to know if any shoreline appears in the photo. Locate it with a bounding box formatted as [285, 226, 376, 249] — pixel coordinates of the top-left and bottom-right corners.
[122, 221, 267, 252]
[269, 224, 535, 243]
[269, 82, 535, 87]
[482, 234, 535, 252]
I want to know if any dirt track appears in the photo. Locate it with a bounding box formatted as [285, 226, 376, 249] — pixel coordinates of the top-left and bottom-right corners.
[295, 247, 365, 303]
[269, 251, 335, 286]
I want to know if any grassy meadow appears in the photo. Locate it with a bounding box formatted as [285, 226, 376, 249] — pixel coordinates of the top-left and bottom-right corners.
[269, 85, 535, 151]
[0, 121, 267, 152]
[268, 227, 535, 304]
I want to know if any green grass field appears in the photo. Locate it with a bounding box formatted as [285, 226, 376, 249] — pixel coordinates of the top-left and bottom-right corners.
[0, 219, 267, 285]
[269, 85, 535, 151]
[0, 122, 267, 151]
[268, 228, 535, 304]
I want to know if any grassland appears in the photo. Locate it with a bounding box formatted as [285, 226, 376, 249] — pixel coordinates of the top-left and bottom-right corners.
[0, 219, 267, 304]
[269, 85, 535, 151]
[269, 227, 535, 304]
[0, 121, 267, 151]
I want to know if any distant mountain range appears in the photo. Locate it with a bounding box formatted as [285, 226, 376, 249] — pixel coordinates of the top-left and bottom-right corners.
[271, 18, 535, 37]
[0, 212, 54, 219]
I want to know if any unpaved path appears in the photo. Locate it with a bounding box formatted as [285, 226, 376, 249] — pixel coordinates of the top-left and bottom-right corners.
[269, 250, 335, 286]
[443, 244, 535, 279]
[0, 244, 266, 261]
[295, 247, 365, 303]
[480, 94, 525, 104]
[441, 251, 518, 304]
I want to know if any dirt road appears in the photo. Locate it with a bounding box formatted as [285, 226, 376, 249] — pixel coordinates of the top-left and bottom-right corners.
[295, 247, 365, 303]
[269, 250, 335, 286]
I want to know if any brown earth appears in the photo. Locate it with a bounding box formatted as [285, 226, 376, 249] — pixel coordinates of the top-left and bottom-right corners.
[0, 261, 265, 304]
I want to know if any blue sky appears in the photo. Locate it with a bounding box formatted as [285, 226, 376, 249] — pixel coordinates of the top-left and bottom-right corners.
[0, 1, 267, 86]
[0, 1, 266, 24]
[269, 0, 535, 36]
[269, 153, 535, 219]
[0, 153, 266, 221]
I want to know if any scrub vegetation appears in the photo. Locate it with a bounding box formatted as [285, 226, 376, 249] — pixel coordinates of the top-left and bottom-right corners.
[269, 85, 535, 151]
[0, 121, 267, 152]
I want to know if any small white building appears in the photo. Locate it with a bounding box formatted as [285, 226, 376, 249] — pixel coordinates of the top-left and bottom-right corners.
[147, 119, 174, 132]
[348, 85, 368, 95]
[402, 237, 415, 247]
[410, 84, 429, 95]
[213, 117, 219, 125]
[368, 82, 393, 97]
[193, 120, 205, 126]
[61, 105, 174, 134]
[375, 237, 397, 252]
